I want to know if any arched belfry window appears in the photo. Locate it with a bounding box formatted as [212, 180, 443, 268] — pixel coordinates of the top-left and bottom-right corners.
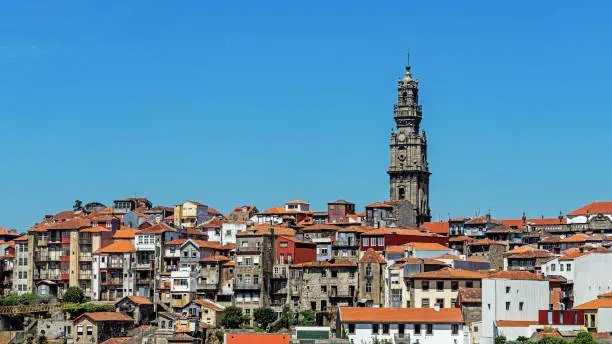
[398, 187, 406, 200]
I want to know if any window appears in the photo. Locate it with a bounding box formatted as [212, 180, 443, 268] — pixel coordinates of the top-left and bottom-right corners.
[183, 251, 188, 257]
[77, 326, 83, 335]
[349, 271, 355, 278]
[506, 302, 510, 310]
[421, 298, 429, 308]
[321, 286, 327, 293]
[280, 241, 288, 248]
[560, 264, 564, 271]
[245, 257, 252, 266]
[452, 324, 459, 335]
[506, 286, 511, 293]
[414, 324, 421, 334]
[399, 187, 405, 200]
[253, 275, 259, 285]
[451, 281, 459, 291]
[280, 254, 284, 263]
[365, 282, 372, 293]
[436, 298, 444, 308]
[241, 241, 248, 247]
[372, 324, 379, 334]
[567, 264, 571, 271]
[192, 251, 197, 258]
[426, 324, 433, 335]
[363, 238, 369, 246]
[551, 264, 556, 271]
[466, 281, 473, 288]
[474, 326, 478, 332]
[378, 237, 384, 246]
[382, 324, 389, 334]
[287, 254, 292, 263]
[451, 298, 456, 306]
[398, 324, 405, 334]
[519, 302, 524, 311]
[331, 271, 337, 278]
[422, 281, 429, 291]
[365, 265, 372, 277]
[436, 281, 444, 291]
[348, 324, 355, 334]
[86, 326, 93, 335]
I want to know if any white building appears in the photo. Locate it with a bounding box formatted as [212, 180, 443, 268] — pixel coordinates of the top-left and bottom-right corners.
[541, 251, 612, 307]
[219, 221, 246, 245]
[404, 242, 459, 259]
[480, 271, 549, 344]
[566, 201, 612, 224]
[337, 306, 469, 344]
[92, 240, 137, 301]
[13, 235, 29, 294]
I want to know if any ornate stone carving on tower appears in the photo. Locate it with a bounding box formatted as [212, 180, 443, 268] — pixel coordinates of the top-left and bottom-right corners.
[387, 64, 431, 225]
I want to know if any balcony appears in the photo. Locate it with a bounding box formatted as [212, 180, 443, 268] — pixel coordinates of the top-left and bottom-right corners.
[61, 237, 71, 244]
[79, 272, 92, 280]
[166, 265, 179, 272]
[333, 240, 358, 247]
[101, 278, 123, 285]
[329, 290, 354, 298]
[79, 237, 92, 245]
[234, 282, 260, 290]
[79, 255, 92, 262]
[137, 278, 153, 285]
[48, 238, 61, 244]
[60, 273, 70, 281]
[107, 261, 123, 269]
[60, 256, 70, 262]
[135, 262, 153, 270]
[37, 240, 48, 246]
[197, 283, 219, 291]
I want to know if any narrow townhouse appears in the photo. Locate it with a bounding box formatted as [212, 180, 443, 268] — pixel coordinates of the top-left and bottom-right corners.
[92, 240, 137, 301]
[12, 234, 29, 294]
[357, 248, 386, 307]
[77, 226, 113, 297]
[406, 268, 485, 309]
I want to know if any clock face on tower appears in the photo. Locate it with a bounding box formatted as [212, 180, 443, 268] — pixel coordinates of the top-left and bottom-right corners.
[398, 133, 406, 142]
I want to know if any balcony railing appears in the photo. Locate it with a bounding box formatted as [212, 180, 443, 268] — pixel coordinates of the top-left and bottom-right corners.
[79, 272, 92, 280]
[197, 283, 219, 290]
[234, 282, 260, 290]
[135, 262, 153, 270]
[79, 237, 92, 245]
[101, 278, 123, 285]
[333, 240, 358, 247]
[107, 261, 123, 269]
[137, 278, 153, 284]
[37, 240, 48, 246]
[329, 290, 354, 298]
[166, 265, 178, 272]
[79, 254, 92, 262]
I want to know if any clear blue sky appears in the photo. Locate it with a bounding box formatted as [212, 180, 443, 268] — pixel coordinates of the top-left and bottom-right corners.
[1, 1, 611, 232]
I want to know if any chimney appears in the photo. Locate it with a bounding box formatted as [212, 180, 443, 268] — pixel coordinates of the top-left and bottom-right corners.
[522, 212, 527, 224]
[434, 304, 440, 312]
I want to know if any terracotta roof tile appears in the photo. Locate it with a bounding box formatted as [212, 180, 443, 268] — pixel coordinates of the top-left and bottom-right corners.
[365, 202, 393, 208]
[495, 320, 538, 327]
[599, 291, 612, 298]
[465, 216, 501, 225]
[0, 228, 19, 236]
[80, 226, 112, 233]
[467, 239, 506, 246]
[568, 201, 612, 216]
[433, 254, 463, 260]
[504, 245, 537, 255]
[225, 334, 291, 344]
[208, 207, 222, 215]
[385, 245, 406, 253]
[75, 312, 134, 323]
[408, 267, 486, 280]
[200, 255, 230, 262]
[140, 223, 175, 234]
[339, 307, 462, 323]
[507, 250, 555, 259]
[114, 227, 139, 239]
[448, 236, 474, 242]
[458, 287, 482, 303]
[44, 218, 91, 230]
[14, 235, 28, 241]
[238, 225, 295, 236]
[486, 225, 520, 234]
[299, 224, 343, 231]
[165, 238, 187, 246]
[192, 299, 225, 312]
[360, 248, 386, 263]
[574, 298, 612, 310]
[362, 227, 439, 237]
[198, 217, 224, 228]
[98, 240, 135, 254]
[421, 221, 449, 235]
[291, 260, 356, 268]
[286, 200, 309, 205]
[486, 270, 544, 280]
[101, 337, 132, 344]
[124, 296, 153, 305]
[405, 242, 451, 251]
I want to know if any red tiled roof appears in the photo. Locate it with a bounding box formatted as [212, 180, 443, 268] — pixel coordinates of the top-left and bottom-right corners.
[433, 254, 462, 260]
[238, 225, 295, 236]
[113, 227, 139, 239]
[405, 242, 450, 251]
[0, 228, 19, 236]
[80, 226, 112, 233]
[44, 218, 91, 230]
[192, 299, 224, 312]
[286, 200, 309, 205]
[385, 245, 406, 253]
[140, 223, 175, 234]
[458, 287, 482, 303]
[465, 216, 501, 225]
[486, 225, 520, 234]
[467, 239, 506, 246]
[507, 250, 555, 259]
[98, 240, 135, 254]
[125, 296, 153, 305]
[278, 236, 316, 246]
[495, 320, 538, 327]
[361, 227, 439, 237]
[574, 298, 612, 310]
[560, 234, 588, 243]
[599, 292, 612, 298]
[74, 312, 134, 323]
[504, 245, 537, 255]
[486, 270, 544, 280]
[208, 207, 222, 215]
[360, 248, 386, 263]
[198, 217, 224, 228]
[339, 307, 462, 323]
[259, 206, 287, 215]
[365, 202, 393, 208]
[421, 221, 449, 235]
[201, 255, 230, 262]
[14, 235, 28, 242]
[101, 337, 132, 344]
[300, 224, 343, 231]
[165, 238, 187, 246]
[408, 267, 485, 280]
[448, 236, 474, 242]
[568, 201, 612, 216]
[225, 334, 290, 344]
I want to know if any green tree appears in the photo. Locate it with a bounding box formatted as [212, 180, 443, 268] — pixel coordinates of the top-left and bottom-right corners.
[63, 287, 85, 303]
[221, 306, 245, 329]
[37, 332, 47, 344]
[538, 337, 568, 344]
[298, 310, 315, 326]
[73, 200, 84, 211]
[573, 331, 595, 344]
[253, 307, 277, 331]
[516, 336, 529, 342]
[495, 336, 507, 344]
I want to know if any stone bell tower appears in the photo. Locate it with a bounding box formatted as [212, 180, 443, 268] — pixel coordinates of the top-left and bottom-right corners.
[387, 64, 431, 225]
